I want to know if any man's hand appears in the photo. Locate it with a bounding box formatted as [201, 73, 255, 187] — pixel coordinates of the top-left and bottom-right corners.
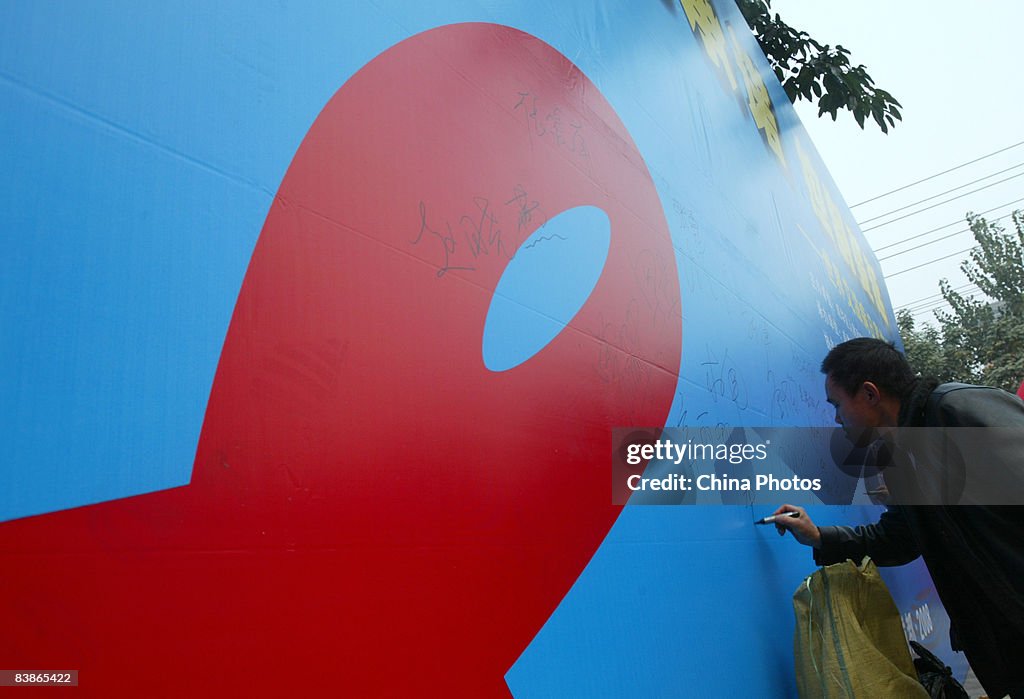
[771, 505, 821, 548]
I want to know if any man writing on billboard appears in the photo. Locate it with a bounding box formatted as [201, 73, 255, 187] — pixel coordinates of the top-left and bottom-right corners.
[774, 338, 1024, 699]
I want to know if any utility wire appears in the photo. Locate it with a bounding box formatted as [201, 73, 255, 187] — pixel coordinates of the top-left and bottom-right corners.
[857, 162, 1024, 225]
[907, 286, 983, 317]
[872, 215, 1022, 261]
[875, 220, 963, 251]
[905, 282, 974, 311]
[877, 227, 973, 261]
[861, 181, 1024, 233]
[910, 303, 949, 318]
[872, 202, 1024, 252]
[878, 209, 1016, 260]
[850, 139, 1024, 208]
[910, 304, 952, 319]
[909, 291, 986, 319]
[884, 245, 978, 278]
[898, 282, 980, 312]
[903, 289, 983, 316]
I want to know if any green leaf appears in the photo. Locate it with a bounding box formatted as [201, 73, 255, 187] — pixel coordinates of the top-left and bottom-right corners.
[735, 0, 901, 133]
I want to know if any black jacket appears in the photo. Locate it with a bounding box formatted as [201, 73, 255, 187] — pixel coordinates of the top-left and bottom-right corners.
[814, 382, 1024, 698]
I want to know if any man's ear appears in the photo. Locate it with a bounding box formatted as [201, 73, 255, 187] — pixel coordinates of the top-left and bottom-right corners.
[861, 381, 882, 404]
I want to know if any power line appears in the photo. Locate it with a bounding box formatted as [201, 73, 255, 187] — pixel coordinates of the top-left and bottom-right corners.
[910, 304, 952, 320]
[861, 183, 1024, 233]
[875, 220, 963, 251]
[910, 303, 949, 318]
[909, 290, 985, 319]
[884, 245, 978, 278]
[872, 202, 1023, 252]
[903, 287, 983, 316]
[876, 227, 973, 261]
[876, 210, 1020, 261]
[905, 286, 980, 309]
[856, 161, 1024, 225]
[850, 139, 1024, 208]
[897, 282, 979, 312]
[906, 286, 983, 318]
[909, 294, 978, 317]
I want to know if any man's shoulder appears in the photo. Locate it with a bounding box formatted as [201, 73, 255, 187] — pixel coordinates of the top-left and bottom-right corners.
[926, 382, 1024, 426]
[930, 382, 994, 400]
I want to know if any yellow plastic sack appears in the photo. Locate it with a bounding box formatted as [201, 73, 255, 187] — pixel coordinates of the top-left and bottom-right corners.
[793, 557, 928, 698]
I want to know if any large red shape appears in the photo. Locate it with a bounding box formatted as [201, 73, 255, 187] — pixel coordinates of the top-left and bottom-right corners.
[0, 24, 680, 696]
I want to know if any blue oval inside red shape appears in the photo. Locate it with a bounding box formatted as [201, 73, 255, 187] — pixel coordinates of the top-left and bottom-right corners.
[482, 205, 611, 371]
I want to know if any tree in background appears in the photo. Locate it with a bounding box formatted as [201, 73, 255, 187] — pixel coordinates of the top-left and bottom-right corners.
[736, 0, 902, 132]
[896, 311, 964, 385]
[898, 211, 1024, 392]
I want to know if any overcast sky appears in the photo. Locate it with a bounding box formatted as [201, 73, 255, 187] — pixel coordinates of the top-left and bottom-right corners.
[776, 1, 1024, 327]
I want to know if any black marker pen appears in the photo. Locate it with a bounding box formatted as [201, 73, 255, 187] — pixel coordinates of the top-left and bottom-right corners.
[755, 511, 800, 525]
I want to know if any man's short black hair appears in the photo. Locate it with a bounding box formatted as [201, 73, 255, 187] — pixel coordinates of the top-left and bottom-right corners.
[821, 337, 917, 398]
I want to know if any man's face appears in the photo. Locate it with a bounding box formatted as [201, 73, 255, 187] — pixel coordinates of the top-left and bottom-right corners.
[825, 374, 879, 447]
